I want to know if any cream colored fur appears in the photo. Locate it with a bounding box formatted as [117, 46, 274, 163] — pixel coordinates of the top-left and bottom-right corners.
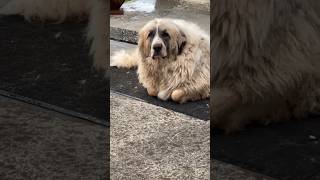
[211, 0, 320, 132]
[111, 18, 210, 103]
[110, 49, 139, 68]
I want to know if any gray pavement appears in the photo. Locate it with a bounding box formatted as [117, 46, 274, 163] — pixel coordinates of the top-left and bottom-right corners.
[0, 95, 107, 179]
[110, 91, 274, 180]
[0, 85, 274, 180]
[110, 91, 209, 179]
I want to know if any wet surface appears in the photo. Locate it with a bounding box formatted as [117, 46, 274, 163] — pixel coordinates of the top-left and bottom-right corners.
[122, 0, 210, 14]
[118, 0, 210, 34]
[0, 15, 108, 120]
[122, 0, 156, 13]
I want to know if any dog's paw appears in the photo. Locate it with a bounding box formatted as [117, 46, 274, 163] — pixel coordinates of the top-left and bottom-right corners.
[157, 90, 170, 101]
[147, 88, 158, 97]
[171, 89, 186, 103]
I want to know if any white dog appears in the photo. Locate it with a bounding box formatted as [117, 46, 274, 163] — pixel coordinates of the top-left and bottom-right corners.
[111, 18, 210, 103]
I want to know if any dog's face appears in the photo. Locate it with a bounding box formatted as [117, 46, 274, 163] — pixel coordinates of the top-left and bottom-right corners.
[138, 19, 186, 60]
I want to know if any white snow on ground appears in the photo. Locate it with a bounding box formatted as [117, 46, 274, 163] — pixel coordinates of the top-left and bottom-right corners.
[122, 0, 156, 13]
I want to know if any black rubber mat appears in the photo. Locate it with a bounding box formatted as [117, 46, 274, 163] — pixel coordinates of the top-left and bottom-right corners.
[0, 15, 108, 120]
[212, 115, 320, 180]
[110, 67, 210, 120]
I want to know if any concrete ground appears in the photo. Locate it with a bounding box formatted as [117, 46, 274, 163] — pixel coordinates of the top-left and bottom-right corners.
[0, 94, 107, 179]
[110, 91, 273, 179]
[0, 88, 270, 180]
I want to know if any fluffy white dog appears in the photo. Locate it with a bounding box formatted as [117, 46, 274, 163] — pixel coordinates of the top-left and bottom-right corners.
[111, 18, 210, 103]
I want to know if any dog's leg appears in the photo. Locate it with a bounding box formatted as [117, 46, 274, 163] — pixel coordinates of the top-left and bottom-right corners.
[157, 89, 172, 101]
[171, 89, 186, 102]
[210, 88, 246, 132]
[87, 0, 108, 71]
[147, 87, 158, 97]
[211, 88, 291, 132]
[170, 80, 210, 103]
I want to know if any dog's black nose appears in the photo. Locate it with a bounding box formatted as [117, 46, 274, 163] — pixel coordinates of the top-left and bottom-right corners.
[153, 44, 162, 52]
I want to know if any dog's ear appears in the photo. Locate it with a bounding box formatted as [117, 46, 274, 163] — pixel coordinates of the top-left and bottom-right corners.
[177, 30, 186, 55]
[138, 29, 150, 58]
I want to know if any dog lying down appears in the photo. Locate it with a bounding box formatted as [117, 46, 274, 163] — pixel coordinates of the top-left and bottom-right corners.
[111, 18, 210, 103]
[211, 0, 320, 133]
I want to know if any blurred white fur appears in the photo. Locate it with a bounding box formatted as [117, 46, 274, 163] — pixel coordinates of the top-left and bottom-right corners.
[87, 0, 108, 71]
[0, 0, 107, 71]
[110, 49, 139, 68]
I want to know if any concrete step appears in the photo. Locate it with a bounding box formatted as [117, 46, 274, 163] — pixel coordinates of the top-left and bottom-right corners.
[110, 0, 210, 43]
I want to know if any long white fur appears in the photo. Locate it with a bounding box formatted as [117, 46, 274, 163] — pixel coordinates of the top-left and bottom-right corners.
[110, 19, 209, 69]
[111, 18, 210, 103]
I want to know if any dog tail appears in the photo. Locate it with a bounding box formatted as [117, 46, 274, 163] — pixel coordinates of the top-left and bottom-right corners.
[110, 49, 139, 69]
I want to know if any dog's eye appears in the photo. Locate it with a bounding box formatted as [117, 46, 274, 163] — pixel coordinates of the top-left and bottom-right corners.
[148, 30, 155, 38]
[162, 32, 170, 38]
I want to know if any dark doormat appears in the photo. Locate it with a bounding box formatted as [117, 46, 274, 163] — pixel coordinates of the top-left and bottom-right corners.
[110, 67, 209, 120]
[213, 115, 320, 180]
[0, 15, 108, 120]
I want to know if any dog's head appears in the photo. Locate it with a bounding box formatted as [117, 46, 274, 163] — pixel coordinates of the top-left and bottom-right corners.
[138, 18, 186, 60]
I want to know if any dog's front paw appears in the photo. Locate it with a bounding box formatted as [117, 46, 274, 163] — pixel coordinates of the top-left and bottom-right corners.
[171, 89, 186, 103]
[147, 87, 158, 97]
[157, 90, 171, 101]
